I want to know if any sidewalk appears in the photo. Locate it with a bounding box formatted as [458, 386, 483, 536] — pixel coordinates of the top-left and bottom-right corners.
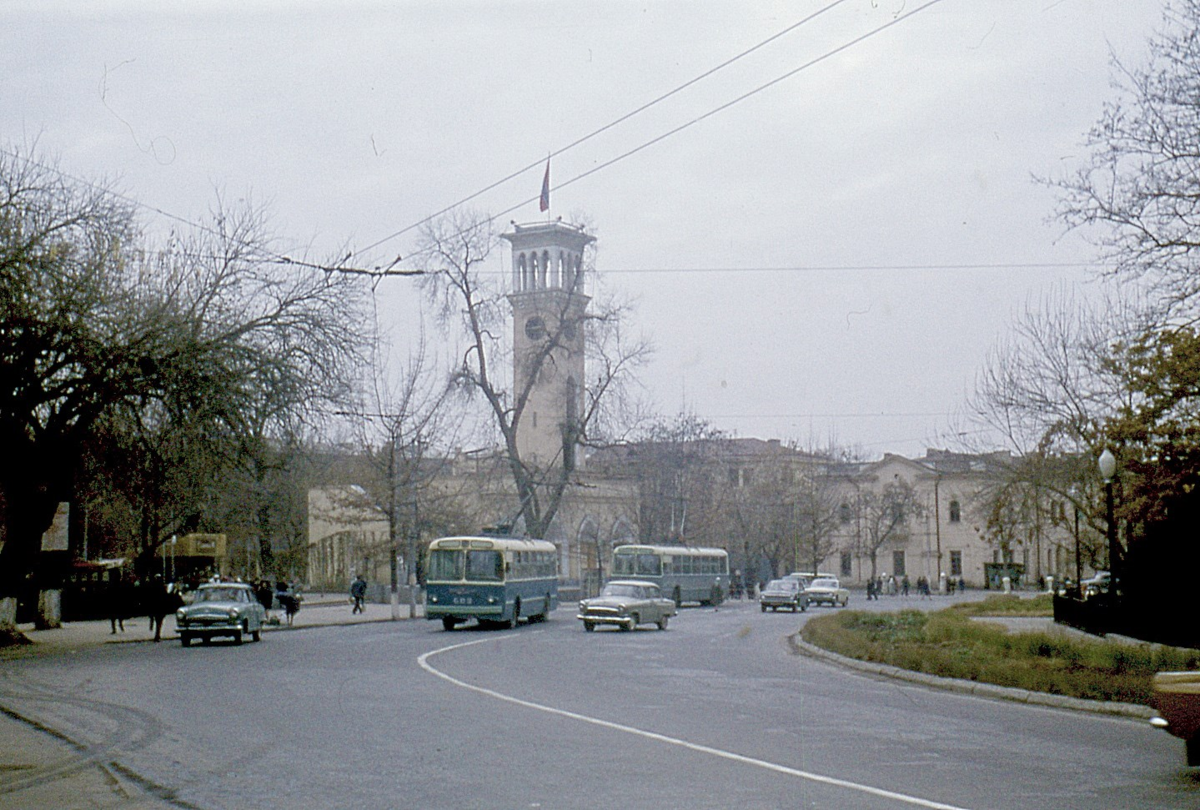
[4, 595, 423, 656]
[0, 597, 424, 809]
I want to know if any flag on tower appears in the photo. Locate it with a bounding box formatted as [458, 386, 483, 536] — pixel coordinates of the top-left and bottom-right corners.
[539, 159, 550, 212]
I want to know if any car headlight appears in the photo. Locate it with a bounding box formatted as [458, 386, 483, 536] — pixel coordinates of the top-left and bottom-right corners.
[487, 596, 497, 604]
[428, 594, 439, 603]
[176, 609, 186, 621]
[227, 609, 239, 619]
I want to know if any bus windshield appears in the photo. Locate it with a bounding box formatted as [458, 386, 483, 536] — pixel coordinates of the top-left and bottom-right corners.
[428, 549, 504, 581]
[428, 549, 464, 581]
[613, 552, 661, 577]
[465, 550, 504, 581]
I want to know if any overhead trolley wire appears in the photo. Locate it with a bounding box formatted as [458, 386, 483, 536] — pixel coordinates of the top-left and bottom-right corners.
[481, 0, 949, 229]
[354, 0, 854, 257]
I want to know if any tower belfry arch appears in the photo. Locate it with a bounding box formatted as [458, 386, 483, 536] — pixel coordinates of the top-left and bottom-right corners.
[502, 220, 594, 471]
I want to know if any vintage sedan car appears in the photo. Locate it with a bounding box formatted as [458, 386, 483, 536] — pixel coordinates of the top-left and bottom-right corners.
[176, 582, 267, 646]
[1082, 571, 1111, 599]
[1151, 671, 1200, 765]
[804, 577, 849, 608]
[759, 578, 806, 612]
[577, 580, 676, 632]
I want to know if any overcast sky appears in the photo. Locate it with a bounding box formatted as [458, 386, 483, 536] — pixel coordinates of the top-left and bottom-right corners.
[4, 0, 1170, 458]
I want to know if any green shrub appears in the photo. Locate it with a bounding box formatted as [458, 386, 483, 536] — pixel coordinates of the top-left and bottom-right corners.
[798, 605, 1199, 704]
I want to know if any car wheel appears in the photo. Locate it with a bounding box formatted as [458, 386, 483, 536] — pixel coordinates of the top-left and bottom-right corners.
[1187, 736, 1200, 767]
[800, 601, 807, 612]
[441, 617, 458, 631]
[584, 621, 595, 632]
[673, 587, 682, 608]
[760, 604, 767, 612]
[233, 630, 243, 645]
[251, 627, 261, 642]
[657, 615, 669, 631]
[180, 634, 191, 648]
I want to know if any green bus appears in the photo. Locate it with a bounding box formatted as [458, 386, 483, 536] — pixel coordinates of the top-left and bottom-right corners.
[610, 544, 729, 607]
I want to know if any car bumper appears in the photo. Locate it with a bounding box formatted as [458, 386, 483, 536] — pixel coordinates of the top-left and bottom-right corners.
[577, 613, 635, 628]
[178, 621, 245, 635]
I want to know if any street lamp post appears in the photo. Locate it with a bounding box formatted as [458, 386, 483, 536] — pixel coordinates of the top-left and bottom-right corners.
[1098, 448, 1118, 596]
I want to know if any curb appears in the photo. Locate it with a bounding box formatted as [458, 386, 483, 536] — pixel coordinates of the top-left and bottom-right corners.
[787, 633, 1156, 720]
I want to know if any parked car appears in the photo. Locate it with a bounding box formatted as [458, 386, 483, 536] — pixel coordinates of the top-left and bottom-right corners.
[759, 578, 807, 612]
[577, 580, 676, 632]
[804, 577, 849, 608]
[1151, 671, 1200, 765]
[1082, 571, 1110, 599]
[176, 582, 267, 646]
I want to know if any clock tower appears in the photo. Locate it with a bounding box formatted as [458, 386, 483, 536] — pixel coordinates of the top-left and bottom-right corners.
[502, 220, 594, 471]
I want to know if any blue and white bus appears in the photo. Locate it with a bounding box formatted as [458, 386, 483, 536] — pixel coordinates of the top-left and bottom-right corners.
[610, 544, 729, 607]
[425, 536, 558, 631]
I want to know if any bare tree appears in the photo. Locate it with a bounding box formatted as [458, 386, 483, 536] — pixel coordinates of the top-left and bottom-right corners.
[415, 209, 649, 539]
[0, 146, 369, 630]
[854, 480, 924, 580]
[1051, 0, 1200, 316]
[337, 335, 474, 613]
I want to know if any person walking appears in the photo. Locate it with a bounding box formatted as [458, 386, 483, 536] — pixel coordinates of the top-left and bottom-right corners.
[350, 574, 367, 614]
[147, 576, 181, 642]
[108, 573, 132, 633]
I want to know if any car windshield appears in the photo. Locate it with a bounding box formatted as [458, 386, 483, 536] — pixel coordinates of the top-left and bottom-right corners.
[810, 578, 837, 589]
[195, 587, 245, 603]
[600, 583, 646, 599]
[766, 579, 797, 591]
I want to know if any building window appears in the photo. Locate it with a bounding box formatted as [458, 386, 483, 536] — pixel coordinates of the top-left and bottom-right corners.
[892, 550, 906, 577]
[950, 550, 962, 576]
[948, 499, 961, 523]
[840, 552, 852, 578]
[838, 502, 852, 523]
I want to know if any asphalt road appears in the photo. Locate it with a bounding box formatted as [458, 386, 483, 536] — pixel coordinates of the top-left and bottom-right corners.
[2, 598, 1197, 810]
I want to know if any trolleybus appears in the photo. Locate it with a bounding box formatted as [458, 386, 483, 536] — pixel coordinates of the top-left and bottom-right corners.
[425, 536, 558, 630]
[610, 544, 729, 606]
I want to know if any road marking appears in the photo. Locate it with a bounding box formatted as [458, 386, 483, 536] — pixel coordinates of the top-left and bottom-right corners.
[418, 635, 972, 810]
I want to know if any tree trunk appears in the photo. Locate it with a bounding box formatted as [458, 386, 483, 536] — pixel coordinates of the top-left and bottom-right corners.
[0, 473, 62, 631]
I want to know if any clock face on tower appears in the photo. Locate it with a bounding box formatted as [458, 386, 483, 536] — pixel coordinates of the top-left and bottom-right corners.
[524, 316, 546, 340]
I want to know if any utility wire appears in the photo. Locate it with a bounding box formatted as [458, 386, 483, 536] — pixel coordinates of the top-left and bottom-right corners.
[483, 0, 949, 227]
[354, 0, 853, 257]
[0, 146, 418, 280]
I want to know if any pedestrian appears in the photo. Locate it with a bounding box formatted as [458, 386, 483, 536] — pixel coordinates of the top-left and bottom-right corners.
[350, 574, 367, 614]
[108, 573, 132, 633]
[901, 575, 910, 598]
[147, 576, 181, 642]
[958, 576, 967, 593]
[866, 577, 876, 601]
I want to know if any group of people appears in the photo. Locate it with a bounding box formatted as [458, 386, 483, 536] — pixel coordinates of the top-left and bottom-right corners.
[865, 573, 968, 600]
[107, 574, 184, 641]
[254, 579, 302, 625]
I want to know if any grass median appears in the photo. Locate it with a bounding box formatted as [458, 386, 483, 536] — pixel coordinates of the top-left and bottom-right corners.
[799, 595, 1200, 705]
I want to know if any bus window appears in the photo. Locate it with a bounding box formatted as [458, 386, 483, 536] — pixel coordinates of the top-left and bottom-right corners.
[466, 549, 504, 581]
[635, 553, 662, 577]
[613, 553, 635, 576]
[428, 549, 464, 581]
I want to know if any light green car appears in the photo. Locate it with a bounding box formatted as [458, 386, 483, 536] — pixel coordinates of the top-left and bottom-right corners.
[176, 583, 267, 646]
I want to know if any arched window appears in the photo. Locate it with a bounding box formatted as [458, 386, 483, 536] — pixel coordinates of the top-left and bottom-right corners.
[949, 499, 961, 523]
[530, 253, 540, 288]
[541, 251, 551, 288]
[517, 254, 527, 291]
